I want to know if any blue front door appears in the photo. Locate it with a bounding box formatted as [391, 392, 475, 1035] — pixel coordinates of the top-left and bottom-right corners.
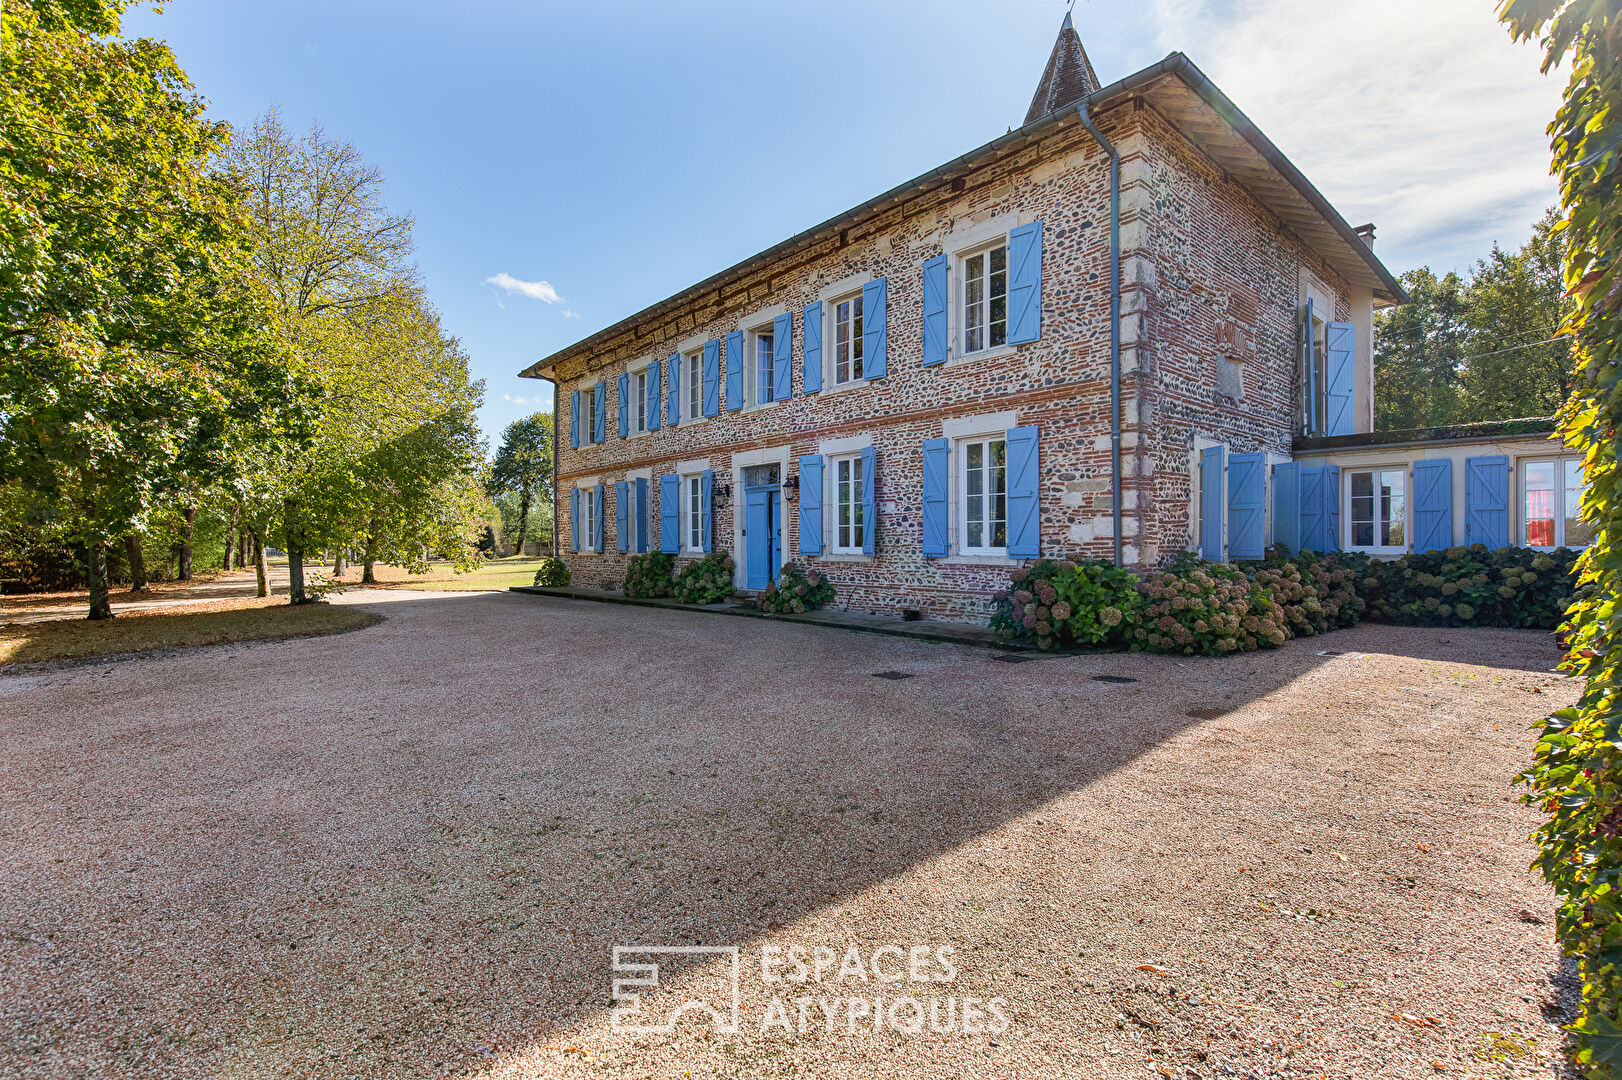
[744, 486, 781, 590]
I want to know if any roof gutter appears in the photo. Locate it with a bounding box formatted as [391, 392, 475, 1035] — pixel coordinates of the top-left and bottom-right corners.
[1076, 102, 1123, 567]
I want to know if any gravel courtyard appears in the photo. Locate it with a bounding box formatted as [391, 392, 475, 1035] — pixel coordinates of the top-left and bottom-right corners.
[0, 591, 1579, 1079]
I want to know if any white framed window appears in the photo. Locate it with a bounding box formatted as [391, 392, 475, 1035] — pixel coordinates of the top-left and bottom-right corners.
[961, 242, 1008, 356]
[579, 486, 599, 553]
[959, 435, 1008, 556]
[831, 453, 865, 554]
[682, 473, 704, 553]
[580, 385, 595, 444]
[1523, 458, 1590, 549]
[753, 328, 776, 405]
[832, 293, 864, 386]
[685, 350, 702, 424]
[630, 368, 649, 436]
[1347, 467, 1407, 553]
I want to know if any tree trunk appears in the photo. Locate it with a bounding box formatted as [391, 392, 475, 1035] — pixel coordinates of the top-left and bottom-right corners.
[87, 540, 113, 620]
[125, 533, 148, 592]
[284, 497, 307, 603]
[515, 491, 531, 557]
[251, 527, 269, 598]
[177, 506, 195, 580]
[222, 508, 238, 571]
[333, 551, 347, 578]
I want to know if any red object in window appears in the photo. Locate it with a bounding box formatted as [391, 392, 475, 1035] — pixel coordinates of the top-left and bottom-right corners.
[1527, 490, 1556, 546]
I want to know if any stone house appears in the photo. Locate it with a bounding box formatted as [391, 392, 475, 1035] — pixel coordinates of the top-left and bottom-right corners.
[520, 18, 1571, 622]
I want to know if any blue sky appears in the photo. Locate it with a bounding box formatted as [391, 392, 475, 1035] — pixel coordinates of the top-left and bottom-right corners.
[124, 0, 1563, 448]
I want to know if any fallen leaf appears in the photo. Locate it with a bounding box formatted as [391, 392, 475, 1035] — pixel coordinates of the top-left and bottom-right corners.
[1137, 964, 1172, 975]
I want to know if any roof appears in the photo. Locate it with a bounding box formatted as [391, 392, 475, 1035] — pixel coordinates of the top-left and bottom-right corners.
[1293, 417, 1558, 453]
[1025, 12, 1101, 125]
[522, 52, 1407, 381]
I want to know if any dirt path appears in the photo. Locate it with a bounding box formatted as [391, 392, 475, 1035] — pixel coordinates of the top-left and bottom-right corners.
[0, 595, 1578, 1078]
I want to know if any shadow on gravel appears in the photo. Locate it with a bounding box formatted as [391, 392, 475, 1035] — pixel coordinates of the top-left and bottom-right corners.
[0, 591, 1569, 1077]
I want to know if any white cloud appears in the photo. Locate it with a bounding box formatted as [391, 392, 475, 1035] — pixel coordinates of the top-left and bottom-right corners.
[562, 309, 581, 319]
[503, 392, 535, 406]
[1147, 0, 1564, 273]
[485, 272, 565, 304]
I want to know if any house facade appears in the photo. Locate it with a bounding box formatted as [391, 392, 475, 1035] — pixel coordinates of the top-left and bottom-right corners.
[521, 20, 1495, 622]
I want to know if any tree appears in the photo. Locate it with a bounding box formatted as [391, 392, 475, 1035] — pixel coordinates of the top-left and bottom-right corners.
[488, 412, 553, 556]
[1503, 1, 1622, 1074]
[1373, 268, 1468, 429]
[1461, 209, 1572, 418]
[0, 0, 287, 619]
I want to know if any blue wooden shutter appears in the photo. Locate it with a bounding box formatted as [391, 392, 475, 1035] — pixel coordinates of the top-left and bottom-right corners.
[570, 390, 580, 450]
[702, 339, 720, 417]
[921, 256, 948, 366]
[1199, 445, 1225, 561]
[700, 469, 714, 552]
[1006, 426, 1040, 558]
[860, 444, 877, 555]
[921, 438, 949, 556]
[593, 485, 605, 552]
[636, 478, 650, 553]
[1272, 462, 1299, 555]
[660, 474, 680, 554]
[725, 330, 744, 411]
[666, 353, 680, 426]
[798, 455, 823, 556]
[1301, 300, 1316, 435]
[1465, 455, 1510, 548]
[569, 488, 580, 552]
[1299, 467, 1325, 552]
[1325, 322, 1355, 436]
[615, 480, 629, 553]
[772, 312, 794, 401]
[1323, 464, 1341, 551]
[617, 374, 629, 438]
[1008, 221, 1043, 344]
[802, 302, 823, 393]
[1412, 459, 1453, 552]
[593, 380, 606, 443]
[647, 361, 662, 431]
[1226, 451, 1265, 561]
[862, 277, 887, 378]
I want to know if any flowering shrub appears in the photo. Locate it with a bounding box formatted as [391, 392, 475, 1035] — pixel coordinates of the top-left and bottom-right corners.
[989, 558, 1141, 651]
[623, 553, 675, 598]
[1132, 556, 1287, 655]
[531, 556, 571, 587]
[674, 551, 736, 604]
[1238, 547, 1368, 637]
[1364, 544, 1578, 628]
[756, 562, 835, 614]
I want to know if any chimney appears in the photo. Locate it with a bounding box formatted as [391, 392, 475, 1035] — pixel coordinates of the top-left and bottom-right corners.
[1353, 223, 1376, 250]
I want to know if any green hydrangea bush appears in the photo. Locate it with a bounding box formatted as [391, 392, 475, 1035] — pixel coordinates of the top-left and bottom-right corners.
[674, 551, 736, 605]
[1132, 555, 1288, 655]
[756, 562, 835, 614]
[988, 557, 1141, 651]
[1239, 547, 1368, 637]
[1364, 544, 1578, 628]
[623, 552, 675, 598]
[531, 556, 571, 587]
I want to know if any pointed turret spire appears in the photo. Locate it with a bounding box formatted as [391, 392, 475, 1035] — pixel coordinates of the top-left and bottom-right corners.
[1024, 11, 1101, 126]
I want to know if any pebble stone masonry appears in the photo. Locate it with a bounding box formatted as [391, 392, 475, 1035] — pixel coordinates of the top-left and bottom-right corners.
[521, 24, 1401, 623]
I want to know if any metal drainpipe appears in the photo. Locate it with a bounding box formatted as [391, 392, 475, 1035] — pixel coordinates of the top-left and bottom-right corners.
[1077, 102, 1123, 566]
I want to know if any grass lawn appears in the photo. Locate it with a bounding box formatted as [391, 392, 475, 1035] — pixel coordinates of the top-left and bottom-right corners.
[345, 555, 553, 591]
[0, 597, 380, 667]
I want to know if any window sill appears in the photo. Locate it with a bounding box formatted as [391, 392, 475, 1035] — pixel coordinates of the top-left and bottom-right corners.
[945, 343, 1018, 369]
[937, 553, 1017, 567]
[742, 399, 782, 415]
[817, 552, 873, 563]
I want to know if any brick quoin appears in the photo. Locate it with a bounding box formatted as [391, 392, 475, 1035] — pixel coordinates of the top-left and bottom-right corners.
[528, 82, 1382, 624]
